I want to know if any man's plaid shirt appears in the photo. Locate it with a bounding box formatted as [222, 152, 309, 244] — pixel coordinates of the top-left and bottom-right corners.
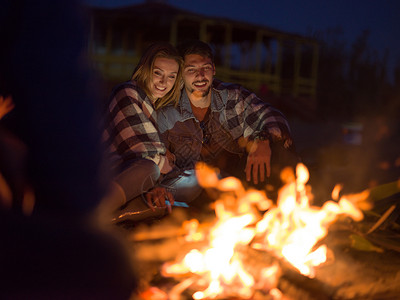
[210, 79, 293, 144]
[103, 80, 166, 169]
[158, 79, 294, 169]
[159, 78, 293, 143]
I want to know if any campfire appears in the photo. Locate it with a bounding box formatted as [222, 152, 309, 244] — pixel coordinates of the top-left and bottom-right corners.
[130, 162, 400, 300]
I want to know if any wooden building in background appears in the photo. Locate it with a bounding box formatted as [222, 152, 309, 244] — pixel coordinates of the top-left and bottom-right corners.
[87, 1, 319, 114]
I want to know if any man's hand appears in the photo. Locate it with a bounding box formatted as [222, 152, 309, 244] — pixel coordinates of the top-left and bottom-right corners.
[245, 139, 272, 185]
[145, 186, 175, 213]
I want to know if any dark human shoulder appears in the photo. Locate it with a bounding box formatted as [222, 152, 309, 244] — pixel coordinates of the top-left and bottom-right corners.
[212, 78, 253, 103]
[212, 78, 243, 92]
[111, 80, 145, 99]
[107, 80, 148, 106]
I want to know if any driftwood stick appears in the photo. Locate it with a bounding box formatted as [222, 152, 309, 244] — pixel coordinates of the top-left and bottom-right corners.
[366, 204, 396, 234]
[278, 266, 335, 300]
[128, 222, 213, 242]
[236, 245, 336, 300]
[128, 226, 187, 241]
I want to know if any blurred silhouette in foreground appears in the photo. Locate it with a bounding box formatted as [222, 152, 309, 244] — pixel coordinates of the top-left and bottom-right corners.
[0, 0, 137, 298]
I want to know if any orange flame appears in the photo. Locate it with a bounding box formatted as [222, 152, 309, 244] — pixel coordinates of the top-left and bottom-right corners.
[162, 163, 365, 299]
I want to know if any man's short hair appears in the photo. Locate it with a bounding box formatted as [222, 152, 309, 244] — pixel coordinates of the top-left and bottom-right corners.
[177, 40, 214, 63]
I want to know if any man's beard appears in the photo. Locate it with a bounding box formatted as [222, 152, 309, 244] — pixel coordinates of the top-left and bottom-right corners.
[189, 83, 211, 98]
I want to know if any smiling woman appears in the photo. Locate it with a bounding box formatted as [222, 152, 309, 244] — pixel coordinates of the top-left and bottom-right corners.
[147, 57, 179, 102]
[130, 43, 182, 109]
[101, 42, 202, 223]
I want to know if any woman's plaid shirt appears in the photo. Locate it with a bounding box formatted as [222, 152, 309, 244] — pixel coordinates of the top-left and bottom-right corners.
[103, 80, 166, 169]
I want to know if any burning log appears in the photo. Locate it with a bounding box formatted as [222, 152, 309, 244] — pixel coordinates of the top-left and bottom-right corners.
[131, 212, 400, 299]
[129, 163, 400, 299]
[235, 245, 336, 300]
[133, 236, 336, 299]
[132, 216, 400, 299]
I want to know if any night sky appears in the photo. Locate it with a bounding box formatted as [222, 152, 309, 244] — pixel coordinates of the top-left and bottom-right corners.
[84, 0, 400, 81]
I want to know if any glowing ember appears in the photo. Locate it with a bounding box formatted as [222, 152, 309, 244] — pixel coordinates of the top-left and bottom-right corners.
[162, 163, 365, 299]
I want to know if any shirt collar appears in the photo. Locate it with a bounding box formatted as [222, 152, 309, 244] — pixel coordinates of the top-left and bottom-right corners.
[180, 89, 195, 120]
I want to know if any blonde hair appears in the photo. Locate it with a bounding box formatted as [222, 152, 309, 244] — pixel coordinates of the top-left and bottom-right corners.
[132, 42, 183, 109]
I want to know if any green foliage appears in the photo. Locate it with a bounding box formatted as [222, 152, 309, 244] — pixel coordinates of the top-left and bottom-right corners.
[350, 234, 384, 253]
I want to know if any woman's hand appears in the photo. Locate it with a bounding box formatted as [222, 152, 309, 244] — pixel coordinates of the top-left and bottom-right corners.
[145, 186, 175, 213]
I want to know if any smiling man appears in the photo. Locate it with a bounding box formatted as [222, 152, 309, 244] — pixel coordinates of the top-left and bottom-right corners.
[158, 40, 299, 197]
[182, 53, 215, 102]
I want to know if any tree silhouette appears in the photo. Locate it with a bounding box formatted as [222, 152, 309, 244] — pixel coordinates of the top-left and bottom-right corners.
[312, 27, 398, 120]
